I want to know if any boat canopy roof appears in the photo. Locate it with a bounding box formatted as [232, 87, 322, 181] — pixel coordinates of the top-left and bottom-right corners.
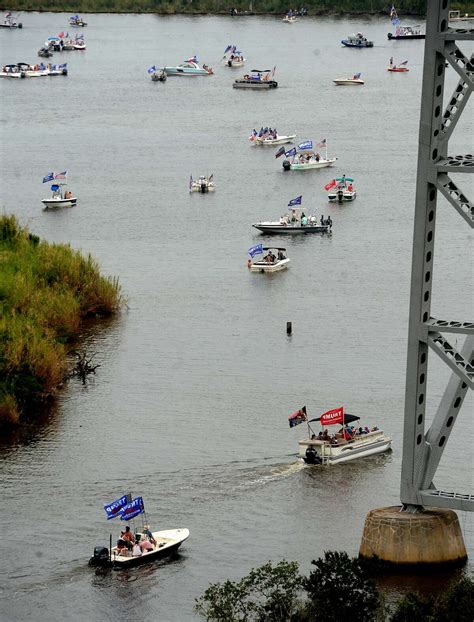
[262, 247, 286, 251]
[309, 413, 360, 425]
[251, 69, 270, 73]
[336, 177, 354, 182]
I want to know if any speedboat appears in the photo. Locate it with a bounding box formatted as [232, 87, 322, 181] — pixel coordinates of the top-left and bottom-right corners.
[0, 12, 22, 28]
[189, 174, 215, 193]
[163, 58, 213, 76]
[253, 206, 332, 235]
[247, 245, 290, 273]
[38, 47, 53, 58]
[326, 176, 356, 202]
[233, 69, 277, 89]
[341, 33, 374, 48]
[282, 14, 297, 23]
[290, 405, 392, 466]
[333, 73, 364, 85]
[88, 495, 189, 569]
[281, 140, 336, 171]
[387, 25, 424, 39]
[41, 172, 77, 208]
[69, 15, 87, 27]
[222, 45, 245, 67]
[387, 58, 409, 72]
[448, 10, 474, 21]
[249, 128, 296, 145]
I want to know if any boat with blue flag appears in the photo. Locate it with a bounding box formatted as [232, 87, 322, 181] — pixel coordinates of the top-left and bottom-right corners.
[341, 33, 374, 48]
[69, 14, 87, 27]
[281, 139, 336, 171]
[88, 494, 190, 568]
[387, 6, 424, 39]
[162, 57, 213, 76]
[247, 245, 290, 273]
[41, 171, 77, 208]
[252, 196, 332, 235]
[249, 127, 296, 146]
[222, 45, 245, 67]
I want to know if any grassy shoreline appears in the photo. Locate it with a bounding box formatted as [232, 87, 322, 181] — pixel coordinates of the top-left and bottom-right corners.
[4, 2, 474, 17]
[0, 215, 123, 429]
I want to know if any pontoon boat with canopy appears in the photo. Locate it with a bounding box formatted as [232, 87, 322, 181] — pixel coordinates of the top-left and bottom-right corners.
[290, 405, 392, 465]
[233, 68, 278, 89]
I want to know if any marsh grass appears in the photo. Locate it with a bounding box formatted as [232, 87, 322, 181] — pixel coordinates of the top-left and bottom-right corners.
[0, 215, 123, 427]
[8, 1, 474, 16]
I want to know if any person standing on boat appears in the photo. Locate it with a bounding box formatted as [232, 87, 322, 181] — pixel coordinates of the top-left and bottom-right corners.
[121, 525, 134, 549]
[143, 524, 157, 546]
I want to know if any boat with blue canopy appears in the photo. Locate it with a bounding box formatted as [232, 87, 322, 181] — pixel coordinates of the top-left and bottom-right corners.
[41, 171, 77, 208]
[88, 494, 190, 569]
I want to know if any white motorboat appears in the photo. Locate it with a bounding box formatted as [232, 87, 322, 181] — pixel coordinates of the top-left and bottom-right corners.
[222, 45, 245, 67]
[281, 139, 336, 171]
[333, 73, 364, 85]
[88, 495, 189, 569]
[290, 405, 392, 465]
[326, 176, 356, 202]
[163, 58, 213, 76]
[250, 129, 296, 146]
[233, 69, 278, 89]
[0, 12, 22, 28]
[449, 10, 474, 21]
[41, 171, 77, 208]
[189, 174, 215, 193]
[47, 63, 68, 76]
[247, 245, 290, 273]
[282, 14, 297, 23]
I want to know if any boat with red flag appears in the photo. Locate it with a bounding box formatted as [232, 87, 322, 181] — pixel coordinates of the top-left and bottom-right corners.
[289, 405, 392, 465]
[388, 57, 409, 72]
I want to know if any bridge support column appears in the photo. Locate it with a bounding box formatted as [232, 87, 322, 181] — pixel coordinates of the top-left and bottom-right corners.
[359, 506, 467, 566]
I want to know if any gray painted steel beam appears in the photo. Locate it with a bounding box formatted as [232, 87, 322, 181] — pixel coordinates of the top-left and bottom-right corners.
[400, 1, 473, 513]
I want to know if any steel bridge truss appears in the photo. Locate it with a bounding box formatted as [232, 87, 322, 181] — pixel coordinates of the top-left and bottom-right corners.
[400, 1, 473, 513]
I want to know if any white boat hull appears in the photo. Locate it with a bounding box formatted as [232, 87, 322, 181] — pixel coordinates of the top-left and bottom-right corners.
[298, 430, 391, 465]
[110, 528, 189, 568]
[249, 257, 290, 272]
[42, 197, 77, 208]
[328, 190, 356, 202]
[253, 134, 296, 146]
[333, 79, 364, 85]
[286, 157, 337, 170]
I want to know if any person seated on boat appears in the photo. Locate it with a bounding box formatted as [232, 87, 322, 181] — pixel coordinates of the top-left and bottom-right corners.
[277, 249, 285, 260]
[116, 538, 128, 555]
[322, 429, 330, 441]
[142, 524, 157, 546]
[64, 190, 72, 199]
[121, 525, 135, 549]
[311, 433, 317, 440]
[301, 213, 308, 226]
[364, 426, 370, 434]
[371, 425, 379, 431]
[279, 215, 287, 226]
[132, 539, 142, 557]
[140, 539, 154, 552]
[315, 152, 320, 162]
[347, 183, 353, 192]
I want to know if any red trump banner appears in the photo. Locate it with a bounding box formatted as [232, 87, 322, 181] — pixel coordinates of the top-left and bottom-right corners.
[319, 406, 344, 426]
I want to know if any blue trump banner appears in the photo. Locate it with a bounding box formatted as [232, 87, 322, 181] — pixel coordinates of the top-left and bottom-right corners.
[298, 140, 313, 151]
[43, 172, 54, 183]
[288, 195, 302, 207]
[285, 147, 297, 157]
[147, 65, 156, 74]
[248, 244, 263, 258]
[104, 494, 128, 520]
[120, 496, 145, 521]
[274, 146, 286, 159]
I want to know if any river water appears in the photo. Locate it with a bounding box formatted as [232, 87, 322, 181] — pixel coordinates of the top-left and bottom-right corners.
[0, 11, 473, 621]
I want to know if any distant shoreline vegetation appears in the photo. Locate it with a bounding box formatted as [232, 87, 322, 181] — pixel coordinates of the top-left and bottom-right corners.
[0, 215, 123, 428]
[5, 2, 474, 16]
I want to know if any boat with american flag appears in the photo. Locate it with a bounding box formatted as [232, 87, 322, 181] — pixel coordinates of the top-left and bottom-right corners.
[289, 406, 392, 465]
[41, 171, 77, 208]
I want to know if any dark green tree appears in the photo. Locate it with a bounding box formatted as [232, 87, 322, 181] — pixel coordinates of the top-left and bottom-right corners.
[194, 560, 304, 621]
[304, 551, 380, 621]
[389, 592, 435, 622]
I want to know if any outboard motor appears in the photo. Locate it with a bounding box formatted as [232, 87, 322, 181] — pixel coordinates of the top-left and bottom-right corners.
[88, 546, 111, 567]
[62, 67, 68, 75]
[304, 447, 322, 465]
[227, 60, 232, 67]
[282, 160, 291, 171]
[336, 189, 344, 202]
[200, 182, 207, 193]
